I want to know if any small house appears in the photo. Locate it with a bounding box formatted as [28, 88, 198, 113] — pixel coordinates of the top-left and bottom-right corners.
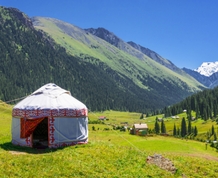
[130, 123, 148, 135]
[98, 116, 107, 120]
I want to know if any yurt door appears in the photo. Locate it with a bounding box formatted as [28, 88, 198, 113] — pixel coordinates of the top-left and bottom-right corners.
[32, 117, 48, 148]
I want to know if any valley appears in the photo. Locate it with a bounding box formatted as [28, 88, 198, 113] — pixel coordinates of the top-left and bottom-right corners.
[1, 3, 218, 178]
[1, 103, 218, 177]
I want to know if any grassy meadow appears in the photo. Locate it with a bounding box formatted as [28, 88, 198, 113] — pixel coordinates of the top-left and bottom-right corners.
[1, 104, 218, 177]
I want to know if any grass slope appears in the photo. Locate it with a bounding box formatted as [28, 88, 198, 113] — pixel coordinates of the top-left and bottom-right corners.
[1, 105, 218, 177]
[33, 17, 204, 93]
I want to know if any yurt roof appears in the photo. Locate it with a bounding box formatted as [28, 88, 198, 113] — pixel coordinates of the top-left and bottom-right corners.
[12, 83, 87, 118]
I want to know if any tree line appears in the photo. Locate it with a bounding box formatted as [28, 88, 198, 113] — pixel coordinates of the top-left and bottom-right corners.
[152, 117, 198, 138]
[163, 86, 218, 123]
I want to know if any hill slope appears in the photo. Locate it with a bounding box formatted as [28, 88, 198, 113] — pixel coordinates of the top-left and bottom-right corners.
[0, 7, 156, 112]
[0, 7, 205, 112]
[32, 17, 205, 105]
[84, 28, 182, 74]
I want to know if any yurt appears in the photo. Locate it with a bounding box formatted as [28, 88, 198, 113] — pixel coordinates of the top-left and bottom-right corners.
[11, 83, 88, 148]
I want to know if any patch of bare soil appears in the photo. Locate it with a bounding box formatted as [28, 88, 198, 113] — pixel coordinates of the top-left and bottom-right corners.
[147, 154, 177, 174]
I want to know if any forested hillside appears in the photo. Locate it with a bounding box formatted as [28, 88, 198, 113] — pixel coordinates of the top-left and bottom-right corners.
[0, 7, 150, 112]
[0, 7, 171, 112]
[0, 7, 205, 113]
[164, 86, 218, 122]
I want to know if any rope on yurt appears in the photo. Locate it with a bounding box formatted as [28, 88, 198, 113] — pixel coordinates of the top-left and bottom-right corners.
[0, 95, 30, 116]
[0, 96, 28, 118]
[88, 109, 146, 156]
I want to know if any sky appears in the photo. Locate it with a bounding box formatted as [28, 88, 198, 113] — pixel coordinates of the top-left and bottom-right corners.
[1, 0, 218, 69]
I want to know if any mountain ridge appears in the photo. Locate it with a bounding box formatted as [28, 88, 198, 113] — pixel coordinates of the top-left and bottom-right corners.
[32, 16, 205, 98]
[0, 7, 206, 112]
[183, 62, 218, 88]
[183, 68, 218, 88]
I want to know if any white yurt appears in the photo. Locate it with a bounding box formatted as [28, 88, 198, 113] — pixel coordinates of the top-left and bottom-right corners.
[11, 83, 88, 148]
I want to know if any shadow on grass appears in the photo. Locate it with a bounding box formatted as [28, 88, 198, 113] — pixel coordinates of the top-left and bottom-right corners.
[0, 141, 91, 154]
[0, 142, 60, 154]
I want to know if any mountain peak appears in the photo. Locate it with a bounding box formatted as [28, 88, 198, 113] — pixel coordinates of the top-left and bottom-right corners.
[194, 62, 218, 77]
[84, 27, 121, 47]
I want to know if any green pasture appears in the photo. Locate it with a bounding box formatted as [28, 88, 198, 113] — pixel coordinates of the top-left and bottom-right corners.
[89, 110, 218, 137]
[1, 105, 218, 177]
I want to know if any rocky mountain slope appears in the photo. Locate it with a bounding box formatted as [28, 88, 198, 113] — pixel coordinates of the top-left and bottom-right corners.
[85, 28, 183, 74]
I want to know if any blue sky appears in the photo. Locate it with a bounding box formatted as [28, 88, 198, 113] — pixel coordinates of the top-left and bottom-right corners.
[1, 0, 218, 69]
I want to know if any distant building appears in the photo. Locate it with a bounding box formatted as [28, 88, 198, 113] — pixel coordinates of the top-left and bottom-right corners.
[98, 116, 107, 120]
[157, 118, 163, 122]
[130, 123, 148, 135]
[171, 116, 179, 119]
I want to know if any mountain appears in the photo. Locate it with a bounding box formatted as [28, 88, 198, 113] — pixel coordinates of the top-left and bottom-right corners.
[84, 28, 183, 74]
[194, 62, 218, 77]
[182, 68, 211, 87]
[0, 6, 205, 112]
[127, 41, 182, 74]
[183, 62, 218, 88]
[32, 17, 205, 96]
[83, 27, 218, 90]
[0, 7, 154, 112]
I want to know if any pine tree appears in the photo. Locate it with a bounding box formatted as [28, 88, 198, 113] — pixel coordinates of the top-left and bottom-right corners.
[161, 119, 166, 134]
[211, 125, 215, 135]
[195, 107, 199, 119]
[173, 123, 177, 136]
[140, 113, 143, 119]
[188, 120, 192, 135]
[181, 117, 187, 137]
[186, 108, 192, 121]
[194, 126, 198, 136]
[203, 108, 208, 121]
[154, 120, 160, 134]
[214, 132, 217, 141]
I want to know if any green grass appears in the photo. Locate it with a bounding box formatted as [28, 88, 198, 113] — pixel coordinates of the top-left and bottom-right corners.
[1, 106, 218, 177]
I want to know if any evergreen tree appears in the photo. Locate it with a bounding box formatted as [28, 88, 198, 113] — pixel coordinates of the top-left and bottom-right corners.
[140, 113, 144, 119]
[195, 107, 199, 119]
[188, 120, 192, 135]
[203, 106, 209, 121]
[154, 120, 160, 134]
[186, 108, 192, 121]
[213, 100, 217, 118]
[181, 117, 187, 137]
[211, 125, 215, 135]
[214, 132, 217, 141]
[173, 123, 177, 136]
[161, 119, 166, 134]
[194, 126, 198, 136]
